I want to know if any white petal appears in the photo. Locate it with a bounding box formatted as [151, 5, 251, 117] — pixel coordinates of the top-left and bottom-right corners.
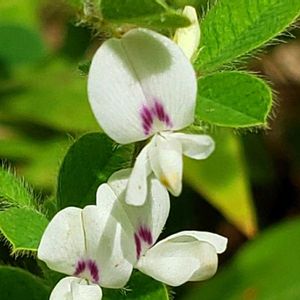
[98, 170, 170, 257]
[71, 282, 102, 300]
[148, 134, 183, 196]
[106, 168, 131, 198]
[173, 6, 201, 61]
[38, 207, 85, 275]
[162, 231, 228, 254]
[137, 231, 227, 286]
[82, 205, 134, 288]
[88, 28, 197, 144]
[96, 177, 134, 235]
[145, 177, 170, 243]
[38, 205, 134, 289]
[121, 29, 197, 132]
[88, 36, 145, 144]
[171, 132, 215, 159]
[95, 180, 136, 264]
[108, 169, 170, 242]
[126, 143, 152, 206]
[50, 277, 102, 300]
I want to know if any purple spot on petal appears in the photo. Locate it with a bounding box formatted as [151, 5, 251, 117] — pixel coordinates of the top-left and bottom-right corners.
[142, 107, 153, 124]
[141, 106, 153, 135]
[73, 259, 100, 283]
[134, 225, 153, 259]
[87, 259, 100, 283]
[165, 114, 172, 127]
[140, 99, 172, 135]
[138, 226, 153, 245]
[74, 260, 86, 276]
[154, 102, 165, 122]
[134, 233, 142, 259]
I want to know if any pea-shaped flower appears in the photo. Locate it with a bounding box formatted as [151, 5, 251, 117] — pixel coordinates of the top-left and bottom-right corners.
[97, 169, 227, 287]
[88, 28, 214, 205]
[38, 205, 135, 299]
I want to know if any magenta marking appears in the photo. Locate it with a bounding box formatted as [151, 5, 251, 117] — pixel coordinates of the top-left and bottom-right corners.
[141, 106, 153, 135]
[142, 107, 153, 125]
[134, 233, 142, 259]
[134, 225, 153, 259]
[88, 260, 100, 283]
[140, 100, 172, 135]
[138, 226, 153, 245]
[74, 259, 100, 283]
[74, 260, 86, 276]
[154, 102, 165, 123]
[165, 114, 171, 126]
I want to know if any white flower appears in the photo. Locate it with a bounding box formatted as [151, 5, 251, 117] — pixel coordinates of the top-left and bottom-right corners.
[38, 205, 135, 300]
[97, 169, 228, 287]
[173, 5, 201, 61]
[88, 28, 214, 206]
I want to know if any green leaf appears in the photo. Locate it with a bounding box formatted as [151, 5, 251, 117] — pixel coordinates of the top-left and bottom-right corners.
[0, 207, 48, 253]
[0, 0, 40, 28]
[185, 217, 300, 300]
[42, 196, 58, 220]
[0, 166, 35, 208]
[57, 133, 134, 209]
[78, 60, 91, 75]
[0, 134, 71, 191]
[38, 261, 65, 289]
[101, 0, 190, 29]
[103, 271, 169, 300]
[0, 266, 50, 300]
[66, 0, 83, 9]
[102, 0, 165, 17]
[184, 130, 257, 237]
[0, 24, 45, 66]
[196, 72, 272, 128]
[168, 0, 210, 9]
[195, 0, 300, 72]
[0, 61, 98, 132]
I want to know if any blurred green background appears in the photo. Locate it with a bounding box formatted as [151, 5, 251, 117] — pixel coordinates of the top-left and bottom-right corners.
[1, 0, 300, 299]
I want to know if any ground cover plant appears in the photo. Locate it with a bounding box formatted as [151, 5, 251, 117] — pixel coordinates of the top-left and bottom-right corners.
[0, 0, 300, 299]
